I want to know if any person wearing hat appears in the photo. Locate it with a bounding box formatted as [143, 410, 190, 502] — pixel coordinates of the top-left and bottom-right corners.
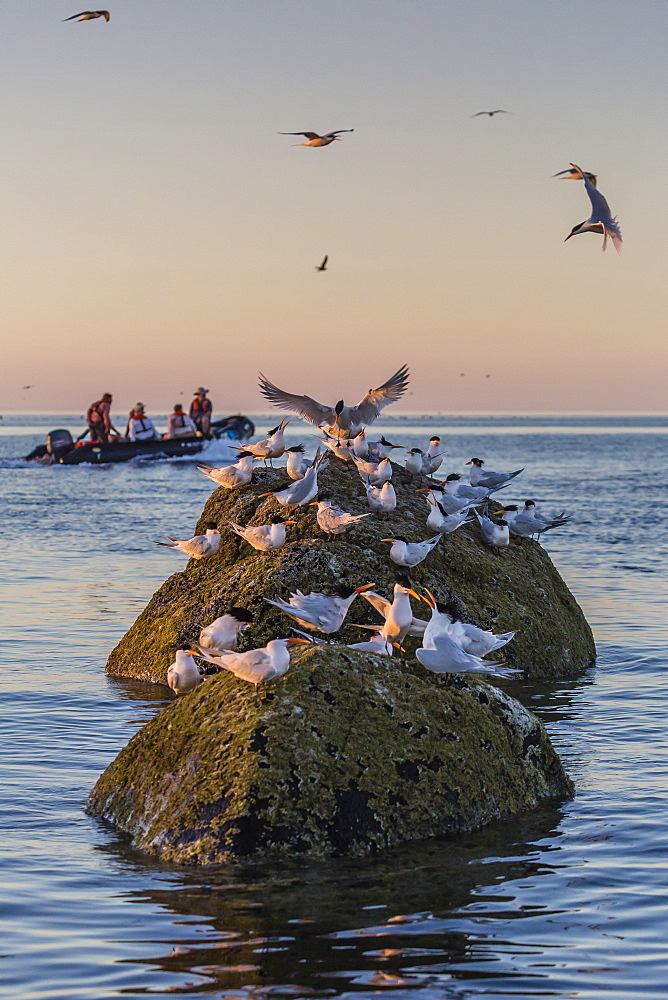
[85, 392, 119, 444]
[125, 403, 159, 441]
[189, 386, 213, 437]
[165, 403, 197, 439]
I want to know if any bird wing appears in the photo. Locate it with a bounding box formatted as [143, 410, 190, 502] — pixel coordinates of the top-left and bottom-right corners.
[320, 255, 328, 267]
[572, 164, 613, 220]
[279, 132, 321, 139]
[470, 112, 486, 117]
[323, 130, 354, 137]
[352, 365, 410, 424]
[182, 536, 212, 557]
[258, 373, 335, 426]
[63, 11, 91, 19]
[361, 591, 390, 619]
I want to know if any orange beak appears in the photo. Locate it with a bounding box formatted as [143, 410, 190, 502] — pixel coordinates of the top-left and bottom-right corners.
[257, 492, 274, 498]
[283, 520, 297, 525]
[354, 582, 376, 593]
[421, 588, 436, 608]
[380, 538, 395, 543]
[286, 637, 310, 644]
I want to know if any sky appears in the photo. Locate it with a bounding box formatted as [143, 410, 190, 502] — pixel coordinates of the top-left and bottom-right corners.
[1, 0, 666, 415]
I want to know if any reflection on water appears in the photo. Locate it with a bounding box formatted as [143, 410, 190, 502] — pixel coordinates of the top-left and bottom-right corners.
[1, 415, 667, 999]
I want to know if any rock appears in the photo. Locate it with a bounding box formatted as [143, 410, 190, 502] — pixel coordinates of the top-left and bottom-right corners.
[106, 460, 594, 683]
[87, 644, 573, 864]
[88, 458, 587, 863]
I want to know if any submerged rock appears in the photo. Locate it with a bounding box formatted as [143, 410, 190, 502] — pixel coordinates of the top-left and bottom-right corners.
[106, 460, 594, 683]
[89, 458, 588, 863]
[87, 644, 573, 864]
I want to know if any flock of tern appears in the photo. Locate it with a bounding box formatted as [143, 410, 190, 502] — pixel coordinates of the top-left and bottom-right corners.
[158, 366, 573, 696]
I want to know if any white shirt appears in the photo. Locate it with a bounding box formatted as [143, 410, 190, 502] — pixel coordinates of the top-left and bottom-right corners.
[128, 416, 158, 441]
[167, 412, 197, 438]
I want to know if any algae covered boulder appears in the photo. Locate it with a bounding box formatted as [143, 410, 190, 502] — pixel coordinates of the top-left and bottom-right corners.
[106, 459, 594, 683]
[87, 644, 572, 864]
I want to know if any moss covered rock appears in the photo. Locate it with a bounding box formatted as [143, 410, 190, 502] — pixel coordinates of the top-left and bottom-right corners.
[87, 644, 572, 864]
[106, 459, 594, 683]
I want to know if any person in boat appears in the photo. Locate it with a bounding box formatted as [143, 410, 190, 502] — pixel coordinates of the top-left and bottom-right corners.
[126, 403, 160, 442]
[86, 393, 119, 443]
[165, 403, 197, 439]
[190, 386, 212, 437]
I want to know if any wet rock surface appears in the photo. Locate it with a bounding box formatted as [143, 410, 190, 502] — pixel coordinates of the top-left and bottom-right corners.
[88, 645, 573, 864]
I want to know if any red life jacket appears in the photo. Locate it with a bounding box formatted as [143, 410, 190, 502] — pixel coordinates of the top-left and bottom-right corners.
[190, 397, 212, 416]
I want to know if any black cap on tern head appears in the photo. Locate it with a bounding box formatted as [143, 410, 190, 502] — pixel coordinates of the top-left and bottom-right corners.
[469, 458, 484, 466]
[178, 643, 194, 652]
[236, 450, 254, 458]
[267, 424, 280, 436]
[409, 447, 423, 454]
[525, 500, 536, 507]
[445, 473, 461, 482]
[437, 600, 459, 619]
[333, 584, 356, 599]
[503, 505, 519, 511]
[393, 535, 408, 543]
[395, 573, 412, 589]
[270, 514, 288, 524]
[335, 400, 345, 414]
[429, 436, 441, 442]
[287, 444, 304, 453]
[204, 521, 218, 530]
[228, 607, 254, 623]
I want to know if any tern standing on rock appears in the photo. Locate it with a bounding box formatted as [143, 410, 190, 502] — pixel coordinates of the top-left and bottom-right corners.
[475, 511, 510, 552]
[167, 647, 202, 695]
[361, 577, 426, 641]
[243, 418, 290, 464]
[284, 444, 310, 480]
[156, 522, 221, 560]
[309, 498, 371, 535]
[466, 458, 523, 490]
[258, 448, 328, 506]
[259, 365, 409, 439]
[199, 609, 253, 651]
[265, 583, 375, 633]
[230, 515, 296, 552]
[381, 534, 442, 567]
[197, 638, 307, 690]
[198, 452, 255, 489]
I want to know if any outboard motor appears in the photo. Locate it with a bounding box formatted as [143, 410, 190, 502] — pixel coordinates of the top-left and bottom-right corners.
[46, 429, 74, 463]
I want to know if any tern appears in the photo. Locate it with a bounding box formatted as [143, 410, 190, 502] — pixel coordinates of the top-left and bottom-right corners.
[230, 515, 296, 552]
[348, 632, 396, 656]
[471, 109, 511, 117]
[265, 583, 374, 633]
[416, 633, 515, 679]
[167, 647, 203, 695]
[423, 437, 443, 474]
[522, 499, 572, 529]
[199, 608, 253, 651]
[353, 454, 393, 486]
[320, 432, 355, 461]
[367, 435, 402, 461]
[553, 166, 597, 186]
[363, 478, 397, 512]
[259, 365, 409, 438]
[475, 511, 510, 552]
[466, 458, 523, 490]
[361, 578, 427, 640]
[422, 591, 516, 657]
[284, 444, 310, 480]
[196, 638, 306, 690]
[442, 473, 505, 501]
[156, 521, 221, 560]
[63, 9, 110, 21]
[258, 448, 328, 506]
[198, 452, 255, 489]
[499, 505, 570, 539]
[564, 163, 622, 253]
[242, 418, 290, 464]
[309, 498, 371, 535]
[405, 448, 426, 476]
[315, 255, 328, 271]
[279, 129, 354, 147]
[420, 494, 473, 534]
[417, 486, 480, 516]
[381, 534, 441, 567]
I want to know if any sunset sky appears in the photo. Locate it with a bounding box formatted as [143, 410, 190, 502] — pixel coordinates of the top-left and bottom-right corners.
[1, 0, 666, 414]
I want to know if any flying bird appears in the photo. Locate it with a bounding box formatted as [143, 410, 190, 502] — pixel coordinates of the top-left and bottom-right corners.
[471, 110, 511, 117]
[259, 365, 409, 439]
[279, 129, 354, 147]
[22, 385, 34, 390]
[564, 163, 622, 253]
[63, 10, 110, 21]
[553, 166, 597, 187]
[315, 255, 328, 272]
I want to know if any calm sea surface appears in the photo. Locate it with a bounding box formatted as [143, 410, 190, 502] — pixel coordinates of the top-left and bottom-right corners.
[1, 412, 667, 1000]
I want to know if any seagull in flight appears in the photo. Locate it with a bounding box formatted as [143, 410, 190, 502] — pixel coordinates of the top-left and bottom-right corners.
[259, 365, 409, 438]
[63, 10, 110, 21]
[564, 162, 622, 253]
[553, 166, 597, 187]
[471, 110, 511, 117]
[279, 129, 354, 147]
[315, 255, 328, 272]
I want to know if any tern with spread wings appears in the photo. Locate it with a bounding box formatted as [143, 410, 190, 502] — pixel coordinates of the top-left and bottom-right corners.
[259, 366, 409, 439]
[564, 163, 622, 253]
[279, 130, 354, 147]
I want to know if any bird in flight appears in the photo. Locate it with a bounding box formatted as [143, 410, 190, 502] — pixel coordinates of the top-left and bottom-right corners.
[22, 385, 35, 390]
[554, 166, 597, 187]
[259, 365, 409, 438]
[63, 10, 110, 21]
[564, 162, 622, 253]
[279, 130, 354, 147]
[471, 110, 511, 117]
[315, 255, 328, 272]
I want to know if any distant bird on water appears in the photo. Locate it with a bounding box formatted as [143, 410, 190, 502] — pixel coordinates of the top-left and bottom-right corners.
[63, 10, 110, 21]
[315, 255, 328, 272]
[471, 109, 511, 117]
[259, 365, 409, 438]
[564, 163, 622, 253]
[279, 129, 354, 147]
[553, 165, 597, 187]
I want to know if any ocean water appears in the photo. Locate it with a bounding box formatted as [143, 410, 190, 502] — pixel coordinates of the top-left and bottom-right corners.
[1, 412, 667, 1000]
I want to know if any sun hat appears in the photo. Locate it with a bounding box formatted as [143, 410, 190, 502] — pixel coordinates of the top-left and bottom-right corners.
[194, 387, 209, 394]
